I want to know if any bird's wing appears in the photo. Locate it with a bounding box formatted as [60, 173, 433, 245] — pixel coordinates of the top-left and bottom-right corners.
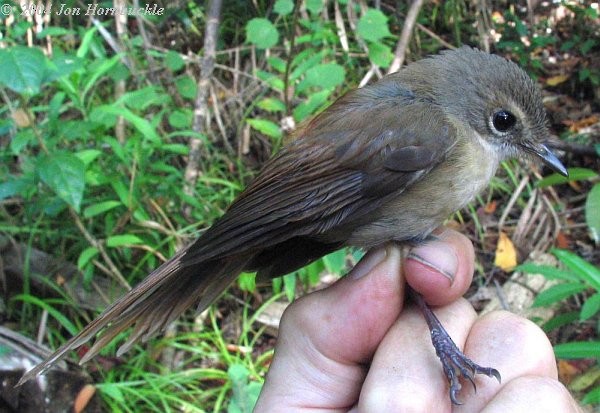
[183, 96, 456, 266]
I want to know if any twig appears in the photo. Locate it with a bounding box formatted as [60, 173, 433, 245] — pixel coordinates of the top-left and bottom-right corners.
[184, 0, 223, 215]
[388, 0, 424, 73]
[283, 2, 301, 116]
[498, 175, 529, 231]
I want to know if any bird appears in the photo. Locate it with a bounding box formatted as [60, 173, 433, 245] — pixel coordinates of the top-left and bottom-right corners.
[18, 47, 567, 404]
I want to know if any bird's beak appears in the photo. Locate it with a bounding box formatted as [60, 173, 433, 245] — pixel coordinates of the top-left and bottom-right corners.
[532, 143, 568, 177]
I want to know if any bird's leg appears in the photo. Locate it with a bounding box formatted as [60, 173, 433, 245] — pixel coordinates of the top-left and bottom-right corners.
[410, 289, 501, 405]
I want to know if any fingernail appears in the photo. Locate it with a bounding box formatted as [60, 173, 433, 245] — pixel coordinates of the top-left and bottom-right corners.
[407, 238, 458, 283]
[349, 247, 387, 279]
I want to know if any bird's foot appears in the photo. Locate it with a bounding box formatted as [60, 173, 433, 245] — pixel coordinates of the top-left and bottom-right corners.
[412, 291, 501, 405]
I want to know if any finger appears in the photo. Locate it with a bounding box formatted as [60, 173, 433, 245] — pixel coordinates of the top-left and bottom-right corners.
[405, 227, 475, 306]
[456, 311, 558, 412]
[481, 376, 583, 413]
[255, 244, 406, 411]
[358, 299, 478, 412]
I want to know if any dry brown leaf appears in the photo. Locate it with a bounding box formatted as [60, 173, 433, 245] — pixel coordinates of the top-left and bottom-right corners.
[494, 232, 518, 271]
[484, 200, 497, 214]
[556, 231, 571, 249]
[12, 108, 30, 128]
[546, 74, 570, 86]
[74, 384, 96, 413]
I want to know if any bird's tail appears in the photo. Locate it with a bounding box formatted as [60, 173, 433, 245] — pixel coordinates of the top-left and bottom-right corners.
[17, 248, 249, 385]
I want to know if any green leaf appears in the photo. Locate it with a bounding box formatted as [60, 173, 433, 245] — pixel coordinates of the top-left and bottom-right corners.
[247, 118, 282, 139]
[175, 76, 197, 100]
[119, 86, 170, 110]
[554, 341, 600, 359]
[165, 50, 185, 71]
[11, 294, 78, 335]
[536, 167, 598, 188]
[532, 282, 587, 307]
[368, 42, 393, 68]
[585, 183, 600, 243]
[106, 234, 144, 247]
[541, 311, 579, 332]
[162, 144, 189, 155]
[10, 130, 35, 155]
[37, 152, 85, 211]
[0, 46, 48, 94]
[274, 0, 294, 15]
[257, 98, 286, 113]
[283, 273, 296, 302]
[238, 273, 256, 292]
[267, 56, 286, 73]
[582, 386, 600, 405]
[77, 247, 99, 269]
[168, 109, 192, 129]
[0, 177, 32, 200]
[75, 149, 102, 166]
[83, 200, 122, 218]
[246, 18, 279, 49]
[580, 292, 600, 320]
[552, 249, 600, 291]
[357, 9, 392, 42]
[95, 104, 161, 143]
[516, 263, 578, 282]
[98, 383, 125, 404]
[37, 26, 74, 38]
[297, 63, 345, 93]
[305, 0, 323, 14]
[323, 249, 346, 275]
[82, 54, 121, 100]
[293, 89, 331, 121]
[228, 364, 262, 413]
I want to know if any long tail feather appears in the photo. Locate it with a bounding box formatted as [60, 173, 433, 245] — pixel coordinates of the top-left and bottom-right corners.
[17, 249, 250, 385]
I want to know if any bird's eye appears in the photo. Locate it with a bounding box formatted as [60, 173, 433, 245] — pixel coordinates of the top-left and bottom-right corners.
[492, 110, 517, 133]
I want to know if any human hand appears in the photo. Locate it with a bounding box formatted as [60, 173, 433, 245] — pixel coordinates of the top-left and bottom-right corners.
[254, 228, 581, 412]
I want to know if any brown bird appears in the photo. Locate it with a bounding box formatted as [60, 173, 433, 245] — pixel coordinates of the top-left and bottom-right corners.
[19, 47, 567, 404]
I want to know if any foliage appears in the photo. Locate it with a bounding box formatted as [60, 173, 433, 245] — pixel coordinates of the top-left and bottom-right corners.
[518, 249, 600, 404]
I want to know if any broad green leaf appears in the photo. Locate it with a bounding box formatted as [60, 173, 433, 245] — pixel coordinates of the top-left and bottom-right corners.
[257, 98, 286, 113]
[532, 282, 587, 307]
[293, 89, 331, 121]
[536, 167, 598, 188]
[76, 149, 102, 165]
[0, 177, 32, 200]
[247, 118, 282, 139]
[37, 152, 85, 211]
[357, 9, 392, 42]
[10, 130, 35, 155]
[554, 341, 600, 359]
[45, 53, 83, 83]
[84, 200, 122, 218]
[267, 56, 286, 73]
[246, 18, 279, 49]
[106, 234, 144, 247]
[274, 0, 294, 15]
[305, 0, 323, 14]
[175, 76, 197, 100]
[238, 273, 256, 292]
[119, 86, 170, 110]
[228, 364, 262, 413]
[552, 249, 600, 291]
[297, 63, 345, 93]
[585, 183, 600, 243]
[165, 50, 185, 71]
[580, 292, 600, 320]
[77, 247, 99, 269]
[168, 109, 192, 128]
[368, 42, 393, 68]
[77, 27, 99, 58]
[0, 46, 48, 94]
